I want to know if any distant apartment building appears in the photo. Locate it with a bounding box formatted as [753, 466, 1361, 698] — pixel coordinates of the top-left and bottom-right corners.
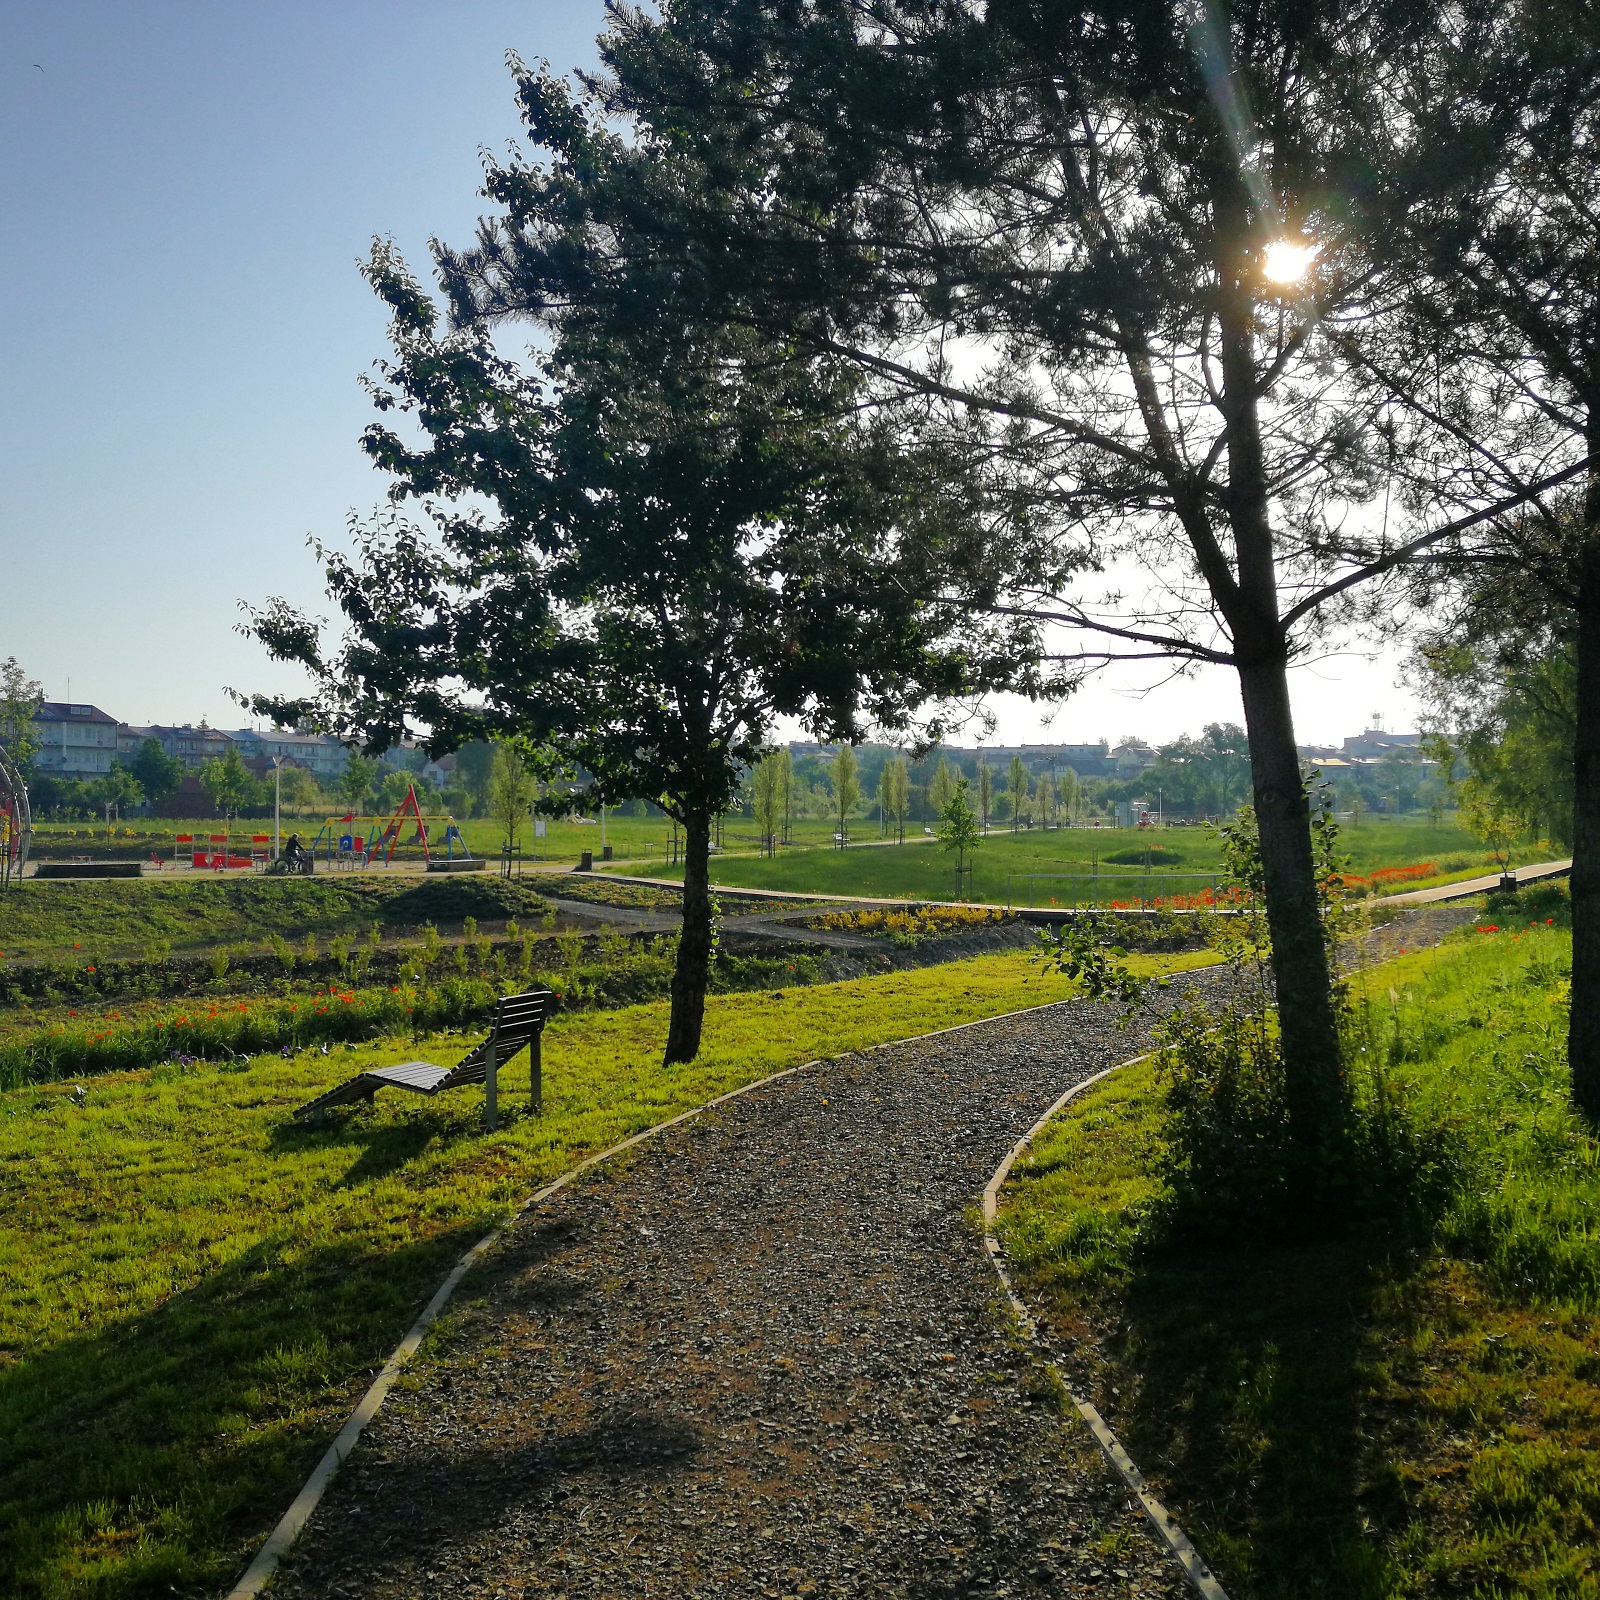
[226, 728, 350, 781]
[118, 723, 236, 769]
[1342, 728, 1424, 761]
[32, 702, 121, 779]
[115, 723, 350, 781]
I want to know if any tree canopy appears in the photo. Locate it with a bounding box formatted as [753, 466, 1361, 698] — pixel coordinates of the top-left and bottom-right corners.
[445, 1, 1485, 1138]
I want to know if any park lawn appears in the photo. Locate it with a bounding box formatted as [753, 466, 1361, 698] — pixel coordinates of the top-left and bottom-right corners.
[29, 815, 852, 868]
[618, 816, 1522, 904]
[997, 908, 1600, 1599]
[0, 875, 560, 963]
[0, 944, 1215, 1600]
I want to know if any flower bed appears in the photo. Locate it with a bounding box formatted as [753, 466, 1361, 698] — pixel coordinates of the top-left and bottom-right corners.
[0, 941, 827, 1088]
[0, 979, 497, 1088]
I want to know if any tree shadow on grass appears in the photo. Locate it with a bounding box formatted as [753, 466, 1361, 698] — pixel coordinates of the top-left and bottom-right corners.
[0, 1222, 489, 1600]
[1112, 1236, 1417, 1600]
[267, 1094, 531, 1188]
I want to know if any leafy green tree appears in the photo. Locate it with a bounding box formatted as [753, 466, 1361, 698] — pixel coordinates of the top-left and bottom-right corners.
[928, 756, 956, 820]
[248, 242, 999, 1066]
[936, 778, 981, 899]
[337, 752, 377, 813]
[200, 746, 255, 821]
[1346, 6, 1600, 1108]
[278, 764, 322, 817]
[373, 768, 412, 812]
[1458, 781, 1526, 877]
[129, 737, 183, 806]
[1416, 598, 1574, 850]
[976, 754, 993, 835]
[453, 742, 495, 819]
[1146, 725, 1254, 819]
[878, 754, 910, 843]
[828, 745, 861, 847]
[88, 765, 143, 822]
[489, 739, 537, 851]
[1007, 754, 1029, 832]
[0, 658, 42, 774]
[532, 0, 1491, 1141]
[1060, 767, 1081, 827]
[777, 748, 795, 846]
[753, 752, 784, 855]
[1033, 768, 1056, 829]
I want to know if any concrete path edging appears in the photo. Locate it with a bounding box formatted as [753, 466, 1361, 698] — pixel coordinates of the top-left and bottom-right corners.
[982, 1059, 1232, 1600]
[221, 991, 1117, 1598]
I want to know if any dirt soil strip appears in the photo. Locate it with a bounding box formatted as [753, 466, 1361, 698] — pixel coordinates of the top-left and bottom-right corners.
[253, 978, 1229, 1600]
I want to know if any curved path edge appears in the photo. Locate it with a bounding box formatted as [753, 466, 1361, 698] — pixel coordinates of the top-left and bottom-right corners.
[223, 993, 1094, 1599]
[983, 1057, 1232, 1600]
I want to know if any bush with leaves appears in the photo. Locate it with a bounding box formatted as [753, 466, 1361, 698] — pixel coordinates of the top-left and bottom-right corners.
[1037, 799, 1464, 1242]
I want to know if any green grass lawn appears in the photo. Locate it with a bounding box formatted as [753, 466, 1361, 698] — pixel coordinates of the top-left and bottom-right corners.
[997, 901, 1599, 1598]
[29, 814, 854, 868]
[0, 876, 560, 963]
[0, 945, 1213, 1599]
[615, 817, 1528, 904]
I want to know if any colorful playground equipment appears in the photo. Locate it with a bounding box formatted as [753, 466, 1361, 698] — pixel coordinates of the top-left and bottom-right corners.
[306, 784, 471, 869]
[0, 743, 31, 888]
[174, 833, 270, 870]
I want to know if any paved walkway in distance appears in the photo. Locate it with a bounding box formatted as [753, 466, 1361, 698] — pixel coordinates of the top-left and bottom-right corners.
[1381, 859, 1570, 907]
[271, 985, 1229, 1600]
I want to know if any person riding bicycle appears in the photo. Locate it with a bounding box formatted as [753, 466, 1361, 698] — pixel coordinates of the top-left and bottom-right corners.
[282, 833, 310, 872]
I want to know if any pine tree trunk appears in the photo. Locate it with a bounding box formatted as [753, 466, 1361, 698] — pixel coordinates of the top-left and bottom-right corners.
[1237, 652, 1346, 1141]
[1213, 220, 1346, 1146]
[1569, 448, 1600, 1118]
[664, 809, 713, 1065]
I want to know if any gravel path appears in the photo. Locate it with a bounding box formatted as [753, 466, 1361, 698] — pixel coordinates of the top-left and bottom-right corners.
[271, 982, 1230, 1600]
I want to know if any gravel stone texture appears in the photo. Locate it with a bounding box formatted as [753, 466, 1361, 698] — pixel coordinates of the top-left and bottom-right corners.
[271, 980, 1232, 1600]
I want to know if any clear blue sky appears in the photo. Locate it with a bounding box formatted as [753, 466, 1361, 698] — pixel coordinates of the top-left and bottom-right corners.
[0, 0, 606, 727]
[0, 0, 1413, 746]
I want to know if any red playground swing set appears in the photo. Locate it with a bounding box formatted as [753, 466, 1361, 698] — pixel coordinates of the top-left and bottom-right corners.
[308, 784, 471, 868]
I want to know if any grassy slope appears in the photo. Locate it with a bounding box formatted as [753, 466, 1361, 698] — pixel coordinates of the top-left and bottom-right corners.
[0, 945, 1213, 1599]
[998, 914, 1598, 1599]
[31, 815, 853, 867]
[617, 818, 1520, 903]
[0, 876, 561, 962]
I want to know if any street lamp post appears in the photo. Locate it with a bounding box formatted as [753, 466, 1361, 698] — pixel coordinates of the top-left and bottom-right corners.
[270, 757, 284, 862]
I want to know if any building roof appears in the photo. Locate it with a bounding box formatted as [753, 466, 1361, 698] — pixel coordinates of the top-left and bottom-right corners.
[36, 701, 118, 725]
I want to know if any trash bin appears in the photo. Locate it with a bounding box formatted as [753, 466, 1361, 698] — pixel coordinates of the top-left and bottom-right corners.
[578, 850, 594, 872]
[602, 844, 614, 861]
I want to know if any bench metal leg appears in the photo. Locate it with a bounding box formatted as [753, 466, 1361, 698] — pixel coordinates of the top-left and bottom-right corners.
[485, 1033, 499, 1132]
[530, 1030, 543, 1114]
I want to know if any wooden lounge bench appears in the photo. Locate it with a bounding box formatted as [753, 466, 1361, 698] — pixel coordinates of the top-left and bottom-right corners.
[293, 989, 556, 1128]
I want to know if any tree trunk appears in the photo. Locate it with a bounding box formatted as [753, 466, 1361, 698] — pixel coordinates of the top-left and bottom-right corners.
[664, 809, 713, 1065]
[1237, 652, 1346, 1141]
[1213, 218, 1345, 1145]
[1569, 443, 1600, 1118]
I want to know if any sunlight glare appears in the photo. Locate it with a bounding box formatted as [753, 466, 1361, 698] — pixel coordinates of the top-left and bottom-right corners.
[1261, 238, 1320, 285]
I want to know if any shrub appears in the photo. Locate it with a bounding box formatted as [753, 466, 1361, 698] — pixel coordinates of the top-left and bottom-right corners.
[813, 904, 1008, 945]
[1150, 981, 1467, 1245]
[1039, 801, 1466, 1245]
[1104, 847, 1183, 866]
